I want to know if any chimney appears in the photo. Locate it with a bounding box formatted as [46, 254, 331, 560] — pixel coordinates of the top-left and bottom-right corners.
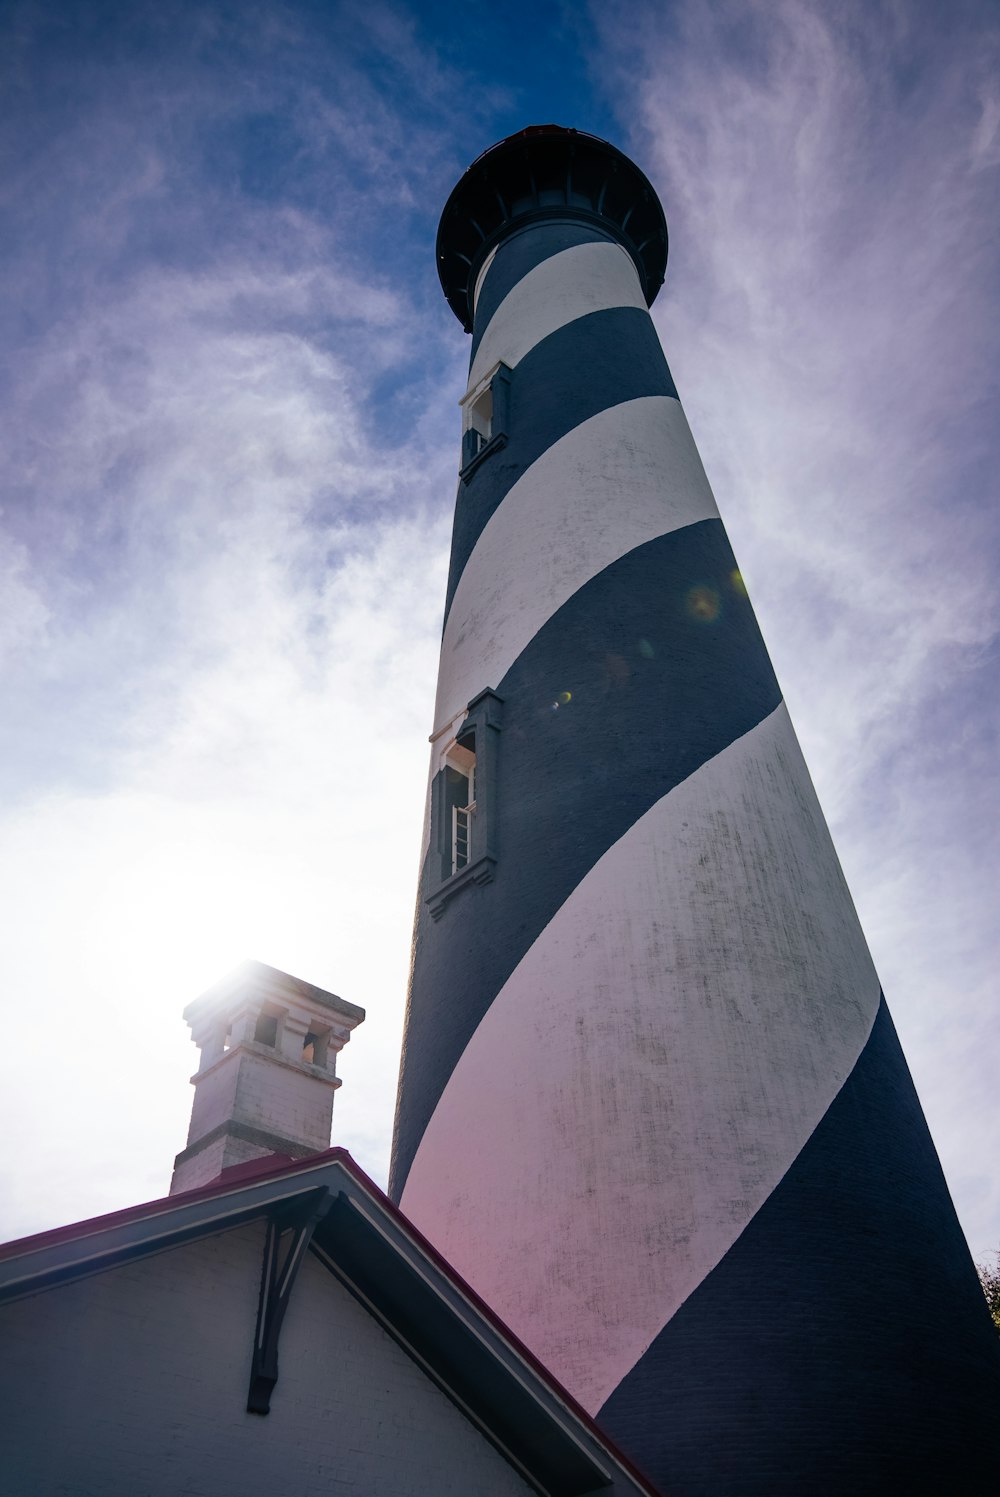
[170, 960, 365, 1195]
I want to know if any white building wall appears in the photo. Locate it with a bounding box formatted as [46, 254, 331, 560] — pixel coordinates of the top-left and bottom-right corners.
[171, 1132, 281, 1194]
[186, 1050, 336, 1149]
[232, 1049, 335, 1140]
[185, 1049, 242, 1139]
[0, 1222, 533, 1497]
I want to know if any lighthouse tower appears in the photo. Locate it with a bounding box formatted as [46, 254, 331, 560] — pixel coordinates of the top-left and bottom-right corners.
[391, 127, 1000, 1492]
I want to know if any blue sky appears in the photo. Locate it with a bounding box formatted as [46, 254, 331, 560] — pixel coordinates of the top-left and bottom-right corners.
[1, 0, 998, 1263]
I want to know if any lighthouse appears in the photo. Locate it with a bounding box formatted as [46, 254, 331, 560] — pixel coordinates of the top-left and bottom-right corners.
[390, 127, 1000, 1493]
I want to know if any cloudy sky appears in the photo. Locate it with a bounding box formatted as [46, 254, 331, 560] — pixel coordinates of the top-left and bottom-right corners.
[1, 0, 997, 1263]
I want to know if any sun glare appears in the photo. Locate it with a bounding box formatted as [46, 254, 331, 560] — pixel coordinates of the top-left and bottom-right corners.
[75, 806, 309, 1015]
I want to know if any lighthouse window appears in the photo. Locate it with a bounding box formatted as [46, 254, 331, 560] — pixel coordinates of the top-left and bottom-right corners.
[425, 688, 503, 919]
[460, 362, 511, 478]
[469, 386, 493, 447]
[444, 741, 477, 876]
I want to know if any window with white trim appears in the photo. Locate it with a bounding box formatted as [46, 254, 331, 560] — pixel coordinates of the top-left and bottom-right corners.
[460, 362, 511, 477]
[425, 688, 503, 919]
[444, 740, 476, 875]
[464, 386, 494, 464]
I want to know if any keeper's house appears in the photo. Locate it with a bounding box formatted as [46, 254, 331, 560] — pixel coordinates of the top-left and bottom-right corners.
[0, 963, 657, 1497]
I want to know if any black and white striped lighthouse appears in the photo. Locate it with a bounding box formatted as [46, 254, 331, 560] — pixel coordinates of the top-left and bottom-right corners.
[390, 126, 1000, 1493]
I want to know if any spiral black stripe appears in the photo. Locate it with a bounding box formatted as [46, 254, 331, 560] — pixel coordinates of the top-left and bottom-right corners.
[391, 517, 780, 1196]
[470, 220, 622, 360]
[596, 996, 1000, 1495]
[397, 131, 1000, 1489]
[444, 306, 678, 623]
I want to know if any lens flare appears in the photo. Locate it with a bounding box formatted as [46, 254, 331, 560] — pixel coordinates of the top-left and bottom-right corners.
[730, 569, 747, 597]
[637, 638, 655, 658]
[686, 585, 721, 622]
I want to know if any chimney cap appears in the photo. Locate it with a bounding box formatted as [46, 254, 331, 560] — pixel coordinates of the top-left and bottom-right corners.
[183, 958, 366, 1028]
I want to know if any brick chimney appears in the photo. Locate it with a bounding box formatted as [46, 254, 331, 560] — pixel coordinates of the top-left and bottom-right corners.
[170, 960, 365, 1195]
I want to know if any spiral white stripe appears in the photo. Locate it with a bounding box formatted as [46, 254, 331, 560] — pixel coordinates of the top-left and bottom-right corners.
[468, 240, 646, 392]
[472, 245, 499, 315]
[434, 396, 717, 735]
[401, 702, 881, 1414]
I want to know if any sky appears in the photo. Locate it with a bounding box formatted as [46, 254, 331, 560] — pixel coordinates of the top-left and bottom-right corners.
[0, 0, 997, 1263]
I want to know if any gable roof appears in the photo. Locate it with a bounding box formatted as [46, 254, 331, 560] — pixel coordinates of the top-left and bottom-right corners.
[0, 1149, 663, 1497]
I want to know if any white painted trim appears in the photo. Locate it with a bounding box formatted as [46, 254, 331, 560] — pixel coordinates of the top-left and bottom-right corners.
[472, 245, 500, 315]
[460, 362, 505, 412]
[0, 1179, 320, 1299]
[188, 1040, 342, 1089]
[429, 706, 471, 746]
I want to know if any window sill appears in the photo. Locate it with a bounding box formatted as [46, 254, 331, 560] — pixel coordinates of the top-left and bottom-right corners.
[460, 432, 507, 484]
[425, 855, 497, 920]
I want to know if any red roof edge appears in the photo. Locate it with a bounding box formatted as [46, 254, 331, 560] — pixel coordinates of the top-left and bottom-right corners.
[0, 1146, 664, 1496]
[0, 1147, 354, 1262]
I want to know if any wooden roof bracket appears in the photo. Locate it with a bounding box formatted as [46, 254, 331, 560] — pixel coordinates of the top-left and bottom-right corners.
[246, 1186, 333, 1415]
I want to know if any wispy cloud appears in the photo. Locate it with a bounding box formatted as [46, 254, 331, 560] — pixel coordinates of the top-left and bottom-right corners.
[2, 0, 997, 1263]
[593, 0, 1000, 1252]
[0, 1, 470, 1233]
